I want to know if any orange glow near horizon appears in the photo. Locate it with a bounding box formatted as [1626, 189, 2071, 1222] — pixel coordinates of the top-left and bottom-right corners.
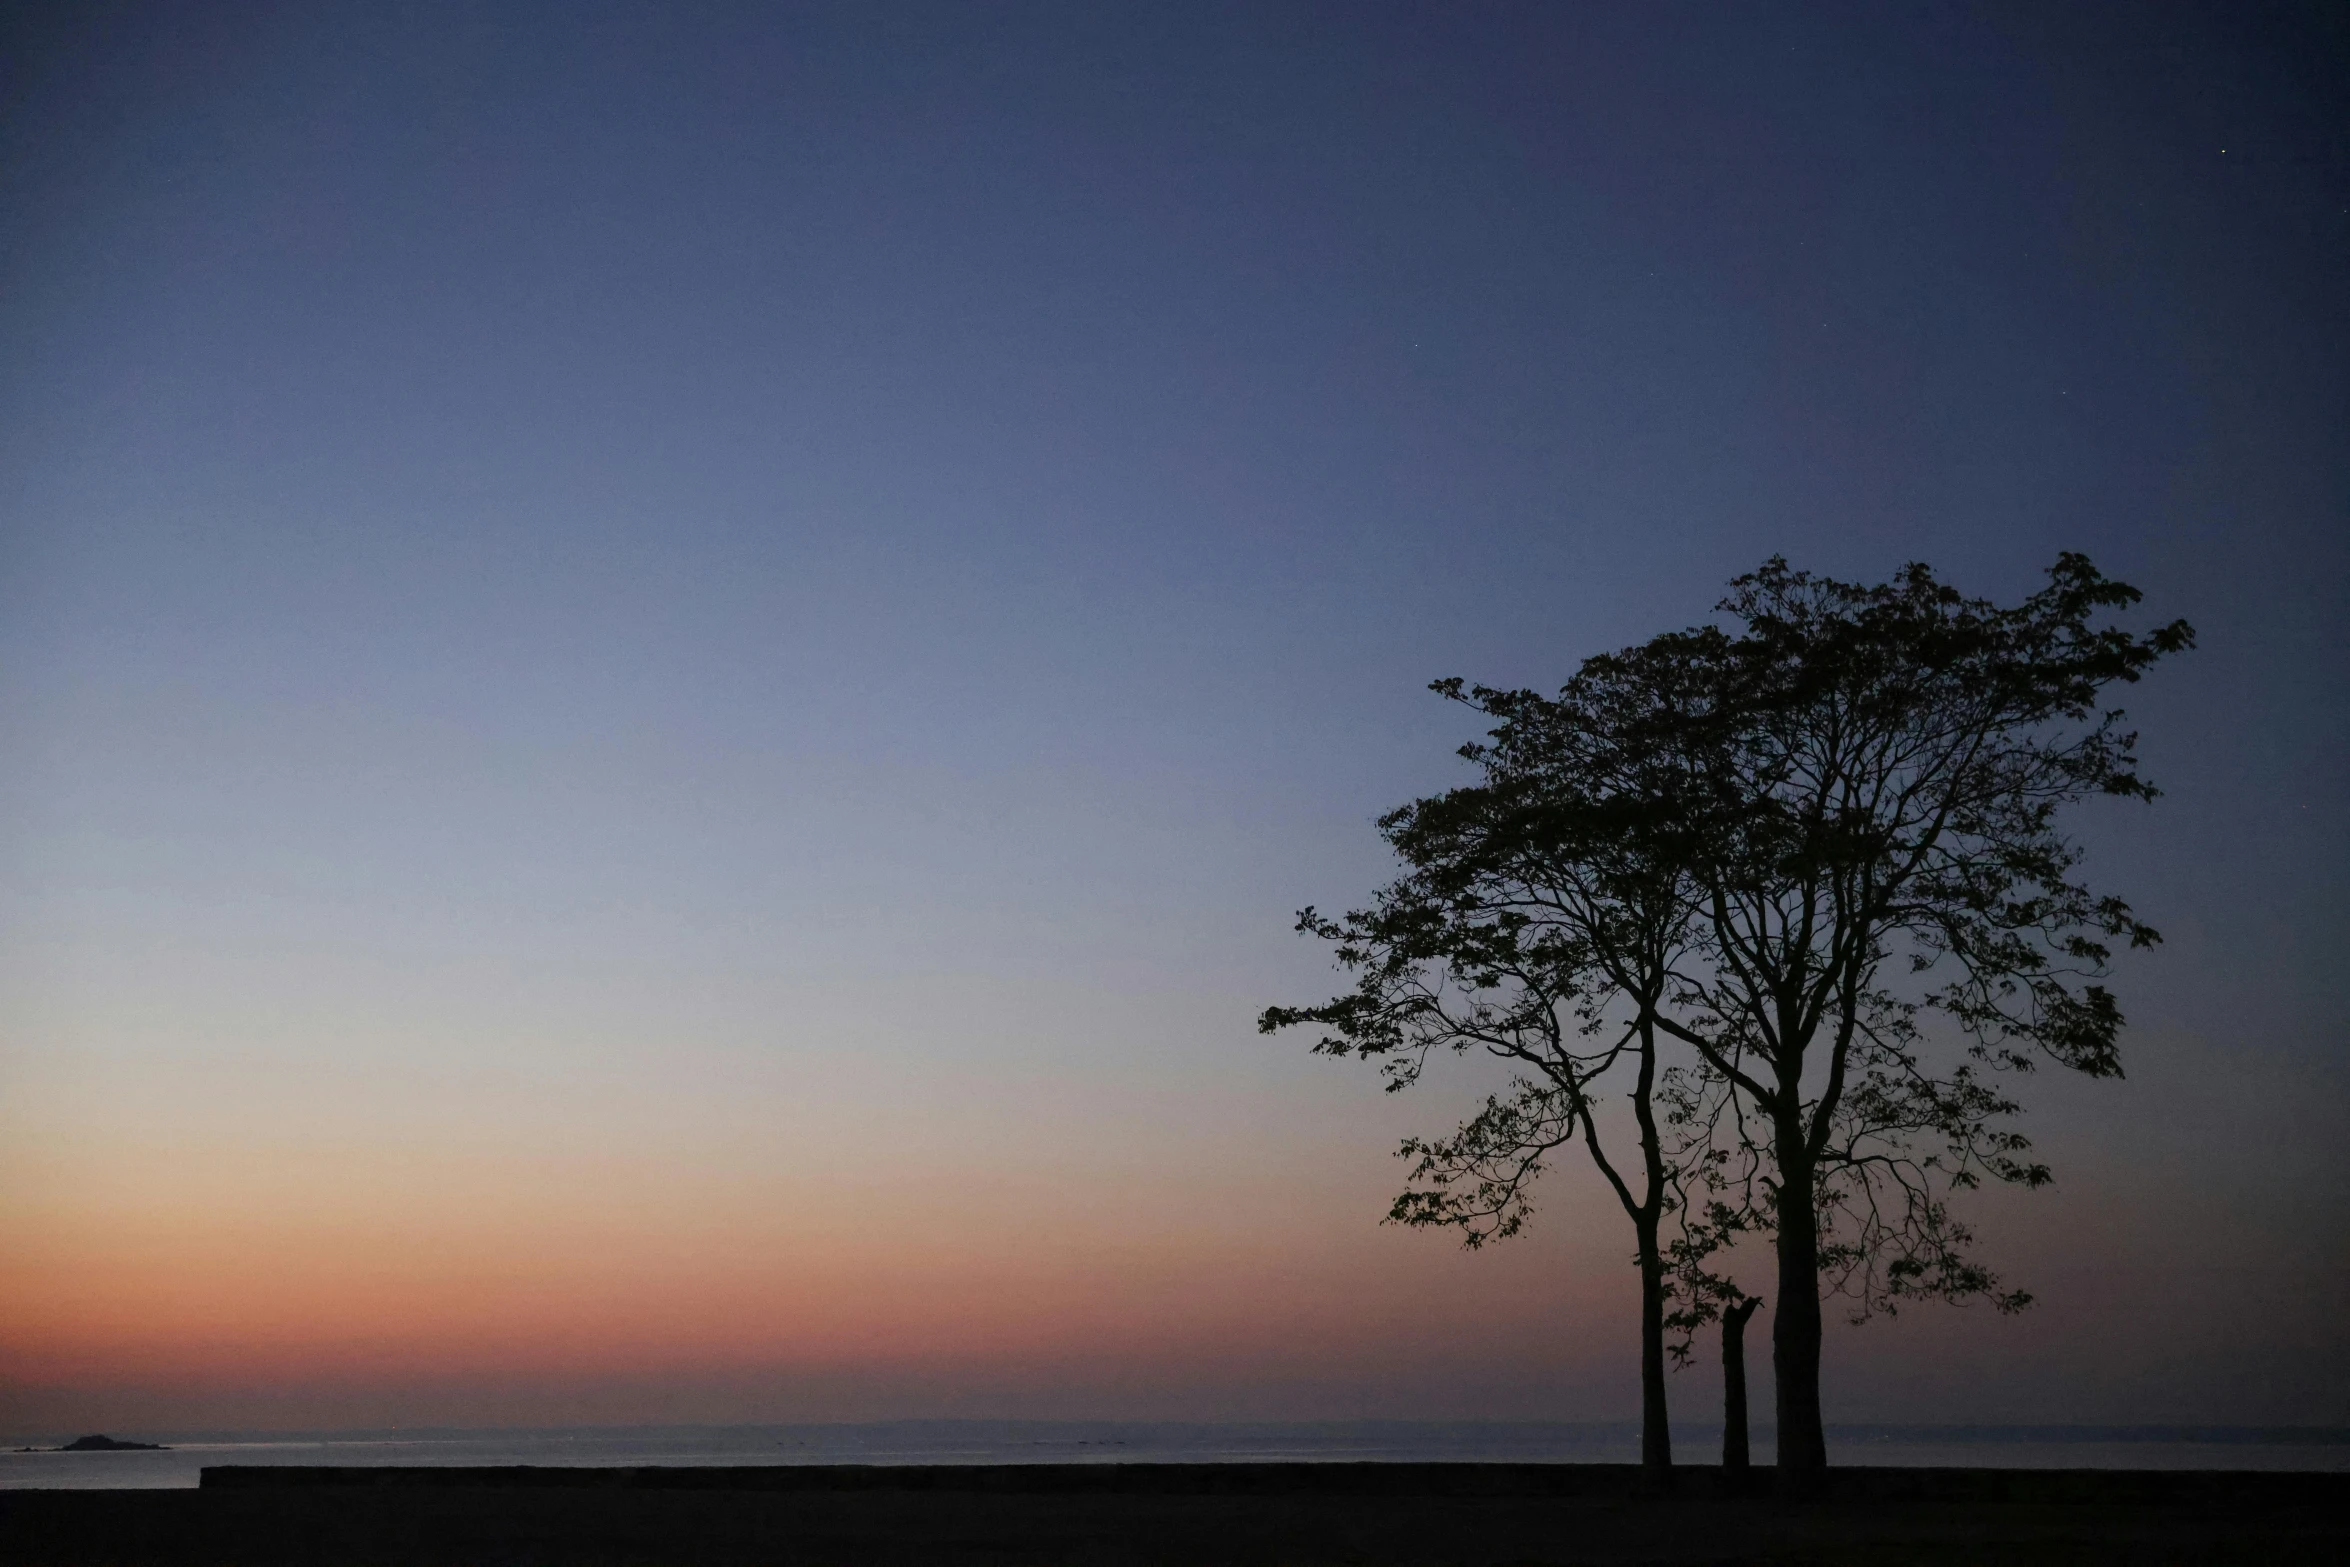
[0, 1069, 1641, 1429]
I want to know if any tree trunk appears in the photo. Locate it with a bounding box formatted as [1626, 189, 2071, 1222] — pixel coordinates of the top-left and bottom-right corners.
[1772, 1139, 1828, 1485]
[1722, 1297, 1761, 1474]
[1637, 1226, 1673, 1482]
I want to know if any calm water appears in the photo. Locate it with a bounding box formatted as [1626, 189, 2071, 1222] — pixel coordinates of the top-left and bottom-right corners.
[4, 1420, 2344, 1490]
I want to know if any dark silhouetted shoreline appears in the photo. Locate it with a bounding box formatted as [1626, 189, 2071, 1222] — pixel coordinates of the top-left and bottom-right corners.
[194, 1459, 2348, 1503]
[2, 1462, 2340, 1564]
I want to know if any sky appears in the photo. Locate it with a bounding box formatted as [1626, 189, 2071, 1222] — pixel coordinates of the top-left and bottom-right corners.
[1, 1, 2344, 1436]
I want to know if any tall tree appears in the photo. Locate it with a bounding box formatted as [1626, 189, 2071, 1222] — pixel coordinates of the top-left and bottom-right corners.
[1626, 554, 2194, 1479]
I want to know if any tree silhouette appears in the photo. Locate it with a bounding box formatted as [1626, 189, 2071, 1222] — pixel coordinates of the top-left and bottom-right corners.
[1259, 656, 1716, 1480]
[1627, 554, 2191, 1480]
[1272, 554, 2189, 1486]
[1718, 1296, 1762, 1476]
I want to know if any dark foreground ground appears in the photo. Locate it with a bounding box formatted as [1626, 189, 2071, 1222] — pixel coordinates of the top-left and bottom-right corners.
[4, 1463, 2342, 1566]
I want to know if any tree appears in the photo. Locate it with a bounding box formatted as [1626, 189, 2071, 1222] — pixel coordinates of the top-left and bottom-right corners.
[1258, 656, 1715, 1480]
[1658, 1179, 1766, 1478]
[1267, 554, 2188, 1485]
[1718, 1297, 1763, 1475]
[1617, 554, 2194, 1480]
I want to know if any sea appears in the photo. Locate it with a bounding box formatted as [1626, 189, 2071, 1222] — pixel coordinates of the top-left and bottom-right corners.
[4, 1421, 2345, 1489]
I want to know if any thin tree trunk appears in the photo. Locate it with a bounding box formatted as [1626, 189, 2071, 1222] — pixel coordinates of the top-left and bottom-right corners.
[1772, 1137, 1828, 1487]
[1722, 1297, 1761, 1475]
[1637, 1225, 1672, 1482]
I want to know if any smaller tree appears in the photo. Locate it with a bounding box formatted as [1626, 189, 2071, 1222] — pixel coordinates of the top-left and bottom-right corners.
[1718, 1297, 1763, 1474]
[1658, 1157, 1765, 1475]
[1262, 659, 1712, 1479]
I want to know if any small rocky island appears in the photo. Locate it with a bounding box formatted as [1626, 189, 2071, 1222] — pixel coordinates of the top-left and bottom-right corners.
[54, 1435, 168, 1452]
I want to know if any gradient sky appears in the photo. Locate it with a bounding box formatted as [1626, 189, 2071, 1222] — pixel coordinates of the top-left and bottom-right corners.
[2, 1, 2344, 1435]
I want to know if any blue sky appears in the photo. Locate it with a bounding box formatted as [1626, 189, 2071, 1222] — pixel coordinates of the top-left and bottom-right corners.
[2, 1, 2344, 1431]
